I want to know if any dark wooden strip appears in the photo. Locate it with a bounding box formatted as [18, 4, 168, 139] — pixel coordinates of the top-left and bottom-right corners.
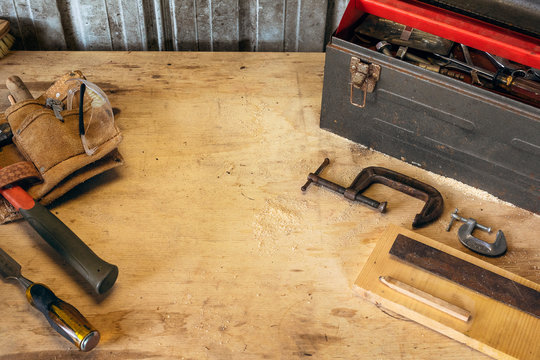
[389, 234, 540, 318]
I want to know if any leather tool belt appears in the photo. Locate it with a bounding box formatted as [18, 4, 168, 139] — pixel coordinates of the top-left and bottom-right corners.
[0, 71, 123, 223]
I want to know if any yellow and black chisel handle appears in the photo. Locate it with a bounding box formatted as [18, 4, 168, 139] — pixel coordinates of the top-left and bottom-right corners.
[25, 282, 100, 351]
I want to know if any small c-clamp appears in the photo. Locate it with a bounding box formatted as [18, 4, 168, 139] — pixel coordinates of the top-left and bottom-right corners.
[446, 208, 507, 257]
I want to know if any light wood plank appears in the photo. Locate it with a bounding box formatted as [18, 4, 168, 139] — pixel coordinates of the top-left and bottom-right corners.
[355, 226, 540, 360]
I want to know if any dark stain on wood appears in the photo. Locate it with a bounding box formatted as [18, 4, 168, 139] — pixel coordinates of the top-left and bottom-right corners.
[390, 234, 540, 318]
[331, 308, 357, 318]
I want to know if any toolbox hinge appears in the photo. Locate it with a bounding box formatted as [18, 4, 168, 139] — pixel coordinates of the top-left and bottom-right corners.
[350, 57, 381, 108]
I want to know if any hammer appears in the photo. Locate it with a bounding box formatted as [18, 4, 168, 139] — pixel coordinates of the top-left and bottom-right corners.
[1, 76, 118, 295]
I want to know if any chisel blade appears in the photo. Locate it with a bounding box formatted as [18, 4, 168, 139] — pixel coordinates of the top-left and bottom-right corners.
[0, 247, 22, 281]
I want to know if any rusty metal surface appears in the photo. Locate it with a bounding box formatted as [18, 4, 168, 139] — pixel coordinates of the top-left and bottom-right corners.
[390, 234, 540, 318]
[349, 166, 444, 228]
[302, 158, 444, 228]
[0, 0, 349, 51]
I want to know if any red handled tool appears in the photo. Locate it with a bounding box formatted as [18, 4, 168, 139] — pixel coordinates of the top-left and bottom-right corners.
[0, 183, 118, 295]
[2, 76, 118, 295]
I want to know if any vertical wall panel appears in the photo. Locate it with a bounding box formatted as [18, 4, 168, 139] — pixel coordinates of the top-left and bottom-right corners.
[238, 0, 257, 51]
[325, 0, 349, 45]
[56, 0, 113, 50]
[170, 0, 197, 50]
[140, 0, 161, 50]
[194, 0, 212, 51]
[104, 0, 145, 51]
[284, 0, 300, 52]
[4, 0, 349, 52]
[23, 1, 66, 50]
[211, 0, 239, 51]
[258, 0, 286, 51]
[10, 1, 38, 50]
[78, 0, 113, 50]
[297, 0, 328, 51]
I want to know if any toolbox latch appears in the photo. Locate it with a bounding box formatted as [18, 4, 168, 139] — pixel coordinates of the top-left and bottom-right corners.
[350, 57, 381, 108]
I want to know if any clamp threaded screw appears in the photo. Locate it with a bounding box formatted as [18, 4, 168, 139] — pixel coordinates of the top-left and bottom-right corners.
[446, 208, 492, 233]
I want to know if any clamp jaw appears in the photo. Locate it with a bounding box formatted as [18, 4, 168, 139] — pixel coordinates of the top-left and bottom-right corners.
[446, 209, 507, 257]
[302, 158, 444, 228]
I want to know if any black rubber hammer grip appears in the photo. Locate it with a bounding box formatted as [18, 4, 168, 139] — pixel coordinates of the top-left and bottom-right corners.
[19, 201, 118, 295]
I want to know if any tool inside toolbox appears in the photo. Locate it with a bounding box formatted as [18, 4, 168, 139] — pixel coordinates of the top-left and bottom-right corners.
[340, 13, 540, 108]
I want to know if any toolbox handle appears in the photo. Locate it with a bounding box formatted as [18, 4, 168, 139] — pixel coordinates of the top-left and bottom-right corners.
[350, 82, 368, 108]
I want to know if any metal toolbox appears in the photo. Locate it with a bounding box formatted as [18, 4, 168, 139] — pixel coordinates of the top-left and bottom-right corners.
[320, 0, 540, 213]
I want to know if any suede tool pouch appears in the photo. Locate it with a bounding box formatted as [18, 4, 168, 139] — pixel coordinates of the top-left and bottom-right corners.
[0, 71, 123, 224]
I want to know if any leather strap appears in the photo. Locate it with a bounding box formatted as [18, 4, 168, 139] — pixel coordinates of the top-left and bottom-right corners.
[0, 161, 42, 189]
[38, 70, 85, 103]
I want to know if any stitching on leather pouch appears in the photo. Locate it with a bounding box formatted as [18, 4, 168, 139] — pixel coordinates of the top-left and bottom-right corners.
[16, 103, 92, 135]
[17, 109, 50, 134]
[33, 132, 122, 175]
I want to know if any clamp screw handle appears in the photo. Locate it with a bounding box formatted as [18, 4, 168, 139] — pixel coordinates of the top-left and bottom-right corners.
[446, 208, 460, 231]
[446, 208, 492, 233]
[301, 158, 330, 191]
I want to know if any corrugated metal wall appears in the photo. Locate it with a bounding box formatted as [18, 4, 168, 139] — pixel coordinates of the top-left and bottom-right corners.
[0, 0, 348, 51]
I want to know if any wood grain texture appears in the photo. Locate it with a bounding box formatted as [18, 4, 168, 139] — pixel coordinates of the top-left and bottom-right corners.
[0, 51, 537, 359]
[355, 226, 540, 360]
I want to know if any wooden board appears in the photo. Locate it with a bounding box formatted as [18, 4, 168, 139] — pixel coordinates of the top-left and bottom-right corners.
[354, 225, 540, 360]
[0, 52, 538, 359]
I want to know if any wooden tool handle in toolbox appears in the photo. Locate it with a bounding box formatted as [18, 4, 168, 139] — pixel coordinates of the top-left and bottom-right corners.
[6, 76, 33, 102]
[508, 76, 540, 106]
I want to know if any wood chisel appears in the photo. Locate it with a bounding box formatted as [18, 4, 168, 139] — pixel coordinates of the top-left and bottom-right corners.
[0, 247, 100, 351]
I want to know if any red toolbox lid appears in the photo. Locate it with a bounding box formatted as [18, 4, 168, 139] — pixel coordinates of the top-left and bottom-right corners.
[336, 0, 540, 69]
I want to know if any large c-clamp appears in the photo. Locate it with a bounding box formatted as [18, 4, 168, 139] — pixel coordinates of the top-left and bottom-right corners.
[302, 158, 444, 228]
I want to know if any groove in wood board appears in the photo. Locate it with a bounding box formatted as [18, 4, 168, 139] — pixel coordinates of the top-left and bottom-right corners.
[379, 276, 471, 322]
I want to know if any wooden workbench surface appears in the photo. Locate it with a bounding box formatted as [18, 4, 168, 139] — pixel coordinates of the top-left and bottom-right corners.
[0, 52, 537, 359]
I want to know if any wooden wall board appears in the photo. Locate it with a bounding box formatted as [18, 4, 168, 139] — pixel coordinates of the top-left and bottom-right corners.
[354, 225, 540, 360]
